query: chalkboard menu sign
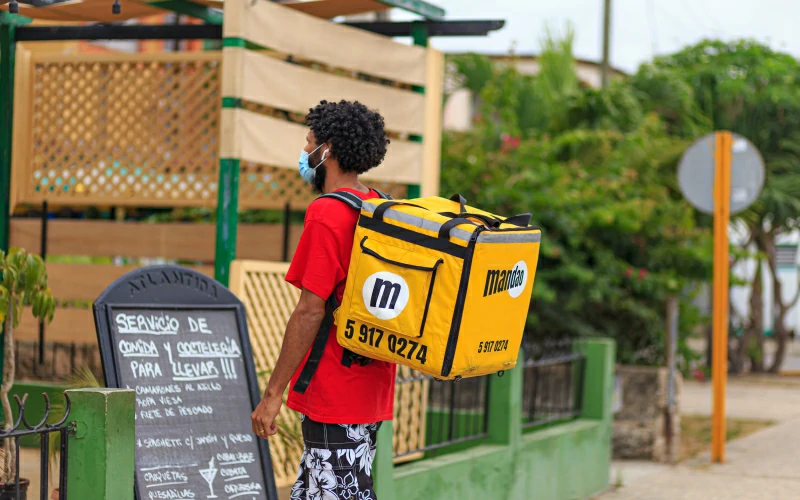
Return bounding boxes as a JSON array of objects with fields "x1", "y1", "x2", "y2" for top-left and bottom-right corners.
[{"x1": 93, "y1": 265, "x2": 278, "y2": 500}]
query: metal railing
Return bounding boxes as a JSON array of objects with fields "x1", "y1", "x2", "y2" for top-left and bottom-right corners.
[
  {"x1": 393, "y1": 373, "x2": 490, "y2": 460},
  {"x1": 16, "y1": 341, "x2": 102, "y2": 381},
  {"x1": 521, "y1": 339, "x2": 586, "y2": 428},
  {"x1": 0, "y1": 392, "x2": 73, "y2": 500}
]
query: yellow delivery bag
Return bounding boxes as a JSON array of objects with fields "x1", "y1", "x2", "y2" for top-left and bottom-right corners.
[{"x1": 335, "y1": 194, "x2": 541, "y2": 379}]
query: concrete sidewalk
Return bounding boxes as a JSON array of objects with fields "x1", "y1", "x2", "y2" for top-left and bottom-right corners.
[
  {"x1": 600, "y1": 416, "x2": 800, "y2": 499},
  {"x1": 681, "y1": 377, "x2": 800, "y2": 421},
  {"x1": 599, "y1": 378, "x2": 800, "y2": 499}
]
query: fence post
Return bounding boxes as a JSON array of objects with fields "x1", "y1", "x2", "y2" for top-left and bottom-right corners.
[
  {"x1": 487, "y1": 349, "x2": 523, "y2": 445},
  {"x1": 577, "y1": 339, "x2": 616, "y2": 420},
  {"x1": 373, "y1": 419, "x2": 397, "y2": 500},
  {"x1": 214, "y1": 157, "x2": 241, "y2": 286},
  {"x1": 66, "y1": 388, "x2": 135, "y2": 500}
]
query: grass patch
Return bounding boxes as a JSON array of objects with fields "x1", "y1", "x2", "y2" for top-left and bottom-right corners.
[{"x1": 680, "y1": 415, "x2": 775, "y2": 461}]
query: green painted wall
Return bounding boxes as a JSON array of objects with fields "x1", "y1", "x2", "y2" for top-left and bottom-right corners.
[
  {"x1": 377, "y1": 339, "x2": 615, "y2": 500},
  {"x1": 394, "y1": 419, "x2": 608, "y2": 500}
]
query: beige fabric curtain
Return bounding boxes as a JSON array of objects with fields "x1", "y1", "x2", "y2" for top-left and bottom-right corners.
[{"x1": 220, "y1": 108, "x2": 423, "y2": 185}]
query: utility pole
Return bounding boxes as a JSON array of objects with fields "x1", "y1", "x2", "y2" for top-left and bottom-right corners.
[{"x1": 601, "y1": 0, "x2": 611, "y2": 87}]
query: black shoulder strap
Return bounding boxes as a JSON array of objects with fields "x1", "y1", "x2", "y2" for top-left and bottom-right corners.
[
  {"x1": 318, "y1": 191, "x2": 364, "y2": 210},
  {"x1": 292, "y1": 295, "x2": 339, "y2": 394},
  {"x1": 318, "y1": 189, "x2": 394, "y2": 212},
  {"x1": 374, "y1": 189, "x2": 394, "y2": 200},
  {"x1": 293, "y1": 190, "x2": 391, "y2": 393}
]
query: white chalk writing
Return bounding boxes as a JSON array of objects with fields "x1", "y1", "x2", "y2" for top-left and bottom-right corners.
[
  {"x1": 142, "y1": 438, "x2": 183, "y2": 449},
  {"x1": 120, "y1": 339, "x2": 159, "y2": 357},
  {"x1": 165, "y1": 343, "x2": 220, "y2": 382},
  {"x1": 225, "y1": 482, "x2": 262, "y2": 496},
  {"x1": 138, "y1": 397, "x2": 157, "y2": 408},
  {"x1": 130, "y1": 361, "x2": 163, "y2": 379},
  {"x1": 178, "y1": 405, "x2": 213, "y2": 416},
  {"x1": 195, "y1": 434, "x2": 219, "y2": 446},
  {"x1": 195, "y1": 382, "x2": 222, "y2": 392},
  {"x1": 227, "y1": 434, "x2": 253, "y2": 445},
  {"x1": 147, "y1": 489, "x2": 195, "y2": 499},
  {"x1": 140, "y1": 409, "x2": 163, "y2": 420},
  {"x1": 134, "y1": 385, "x2": 182, "y2": 395},
  {"x1": 145, "y1": 471, "x2": 188, "y2": 483},
  {"x1": 187, "y1": 317, "x2": 213, "y2": 334},
  {"x1": 176, "y1": 337, "x2": 241, "y2": 359},
  {"x1": 221, "y1": 466, "x2": 249, "y2": 482},
  {"x1": 217, "y1": 452, "x2": 255, "y2": 466},
  {"x1": 117, "y1": 313, "x2": 179, "y2": 335},
  {"x1": 140, "y1": 464, "x2": 197, "y2": 472}
]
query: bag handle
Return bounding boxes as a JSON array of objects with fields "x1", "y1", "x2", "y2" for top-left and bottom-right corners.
[
  {"x1": 373, "y1": 200, "x2": 428, "y2": 221},
  {"x1": 439, "y1": 211, "x2": 533, "y2": 229},
  {"x1": 450, "y1": 193, "x2": 467, "y2": 213},
  {"x1": 375, "y1": 194, "x2": 532, "y2": 239},
  {"x1": 448, "y1": 194, "x2": 531, "y2": 227},
  {"x1": 438, "y1": 217, "x2": 480, "y2": 239},
  {"x1": 505, "y1": 213, "x2": 533, "y2": 227}
]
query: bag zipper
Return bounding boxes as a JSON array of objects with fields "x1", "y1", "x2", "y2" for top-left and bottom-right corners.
[
  {"x1": 441, "y1": 226, "x2": 482, "y2": 377},
  {"x1": 360, "y1": 236, "x2": 442, "y2": 271}
]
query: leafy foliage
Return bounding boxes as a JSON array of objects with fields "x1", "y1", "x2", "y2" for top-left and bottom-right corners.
[
  {"x1": 445, "y1": 38, "x2": 712, "y2": 365},
  {"x1": 0, "y1": 248, "x2": 55, "y2": 483},
  {"x1": 633, "y1": 40, "x2": 800, "y2": 372}
]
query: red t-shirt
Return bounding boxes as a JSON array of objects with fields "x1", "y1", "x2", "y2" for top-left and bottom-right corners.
[{"x1": 285, "y1": 188, "x2": 396, "y2": 424}]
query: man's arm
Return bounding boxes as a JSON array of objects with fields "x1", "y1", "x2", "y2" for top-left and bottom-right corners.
[{"x1": 251, "y1": 288, "x2": 326, "y2": 438}]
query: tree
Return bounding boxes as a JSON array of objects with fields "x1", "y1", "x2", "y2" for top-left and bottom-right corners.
[
  {"x1": 634, "y1": 40, "x2": 800, "y2": 372},
  {"x1": 0, "y1": 248, "x2": 55, "y2": 485},
  {"x1": 443, "y1": 39, "x2": 711, "y2": 365}
]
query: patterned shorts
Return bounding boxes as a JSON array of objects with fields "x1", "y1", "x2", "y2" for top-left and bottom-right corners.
[{"x1": 291, "y1": 415, "x2": 383, "y2": 500}]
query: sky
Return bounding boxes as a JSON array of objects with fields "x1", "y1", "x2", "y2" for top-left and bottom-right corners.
[{"x1": 390, "y1": 0, "x2": 800, "y2": 74}]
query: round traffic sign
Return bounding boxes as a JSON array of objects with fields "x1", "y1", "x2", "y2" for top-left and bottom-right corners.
[{"x1": 677, "y1": 133, "x2": 765, "y2": 215}]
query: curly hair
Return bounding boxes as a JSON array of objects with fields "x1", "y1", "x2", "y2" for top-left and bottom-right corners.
[{"x1": 306, "y1": 100, "x2": 389, "y2": 174}]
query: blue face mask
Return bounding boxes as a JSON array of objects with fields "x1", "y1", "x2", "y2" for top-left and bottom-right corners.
[{"x1": 298, "y1": 143, "x2": 328, "y2": 184}]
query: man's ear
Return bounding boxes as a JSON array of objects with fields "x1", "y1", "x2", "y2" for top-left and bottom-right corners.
[{"x1": 323, "y1": 142, "x2": 334, "y2": 160}]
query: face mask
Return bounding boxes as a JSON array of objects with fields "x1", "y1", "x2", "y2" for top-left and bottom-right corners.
[{"x1": 298, "y1": 143, "x2": 329, "y2": 184}]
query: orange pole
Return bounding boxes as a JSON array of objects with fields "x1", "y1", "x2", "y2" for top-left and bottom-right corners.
[{"x1": 711, "y1": 131, "x2": 731, "y2": 462}]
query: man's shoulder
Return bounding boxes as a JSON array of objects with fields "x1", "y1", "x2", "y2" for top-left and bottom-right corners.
[
  {"x1": 304, "y1": 198, "x2": 359, "y2": 236},
  {"x1": 306, "y1": 195, "x2": 359, "y2": 220},
  {"x1": 306, "y1": 190, "x2": 377, "y2": 222}
]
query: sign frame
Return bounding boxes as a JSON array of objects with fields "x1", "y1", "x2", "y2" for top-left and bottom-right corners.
[{"x1": 92, "y1": 265, "x2": 279, "y2": 500}]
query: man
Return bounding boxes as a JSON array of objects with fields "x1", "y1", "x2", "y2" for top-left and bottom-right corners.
[{"x1": 252, "y1": 100, "x2": 396, "y2": 500}]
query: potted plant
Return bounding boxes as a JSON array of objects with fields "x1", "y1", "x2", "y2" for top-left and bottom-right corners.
[{"x1": 0, "y1": 248, "x2": 55, "y2": 499}]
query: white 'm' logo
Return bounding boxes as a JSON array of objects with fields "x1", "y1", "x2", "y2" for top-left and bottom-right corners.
[{"x1": 362, "y1": 272, "x2": 409, "y2": 320}]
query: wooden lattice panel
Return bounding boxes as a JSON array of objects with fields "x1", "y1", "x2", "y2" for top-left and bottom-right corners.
[
  {"x1": 13, "y1": 51, "x2": 415, "y2": 210},
  {"x1": 229, "y1": 260, "x2": 430, "y2": 485},
  {"x1": 229, "y1": 260, "x2": 304, "y2": 487},
  {"x1": 19, "y1": 53, "x2": 223, "y2": 207},
  {"x1": 239, "y1": 160, "x2": 409, "y2": 210},
  {"x1": 392, "y1": 366, "x2": 429, "y2": 463},
  {"x1": 240, "y1": 161, "x2": 316, "y2": 210}
]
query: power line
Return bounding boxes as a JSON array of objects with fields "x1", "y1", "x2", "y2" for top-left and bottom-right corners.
[
  {"x1": 652, "y1": 1, "x2": 706, "y2": 44},
  {"x1": 676, "y1": 0, "x2": 726, "y2": 38},
  {"x1": 646, "y1": 0, "x2": 659, "y2": 56}
]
